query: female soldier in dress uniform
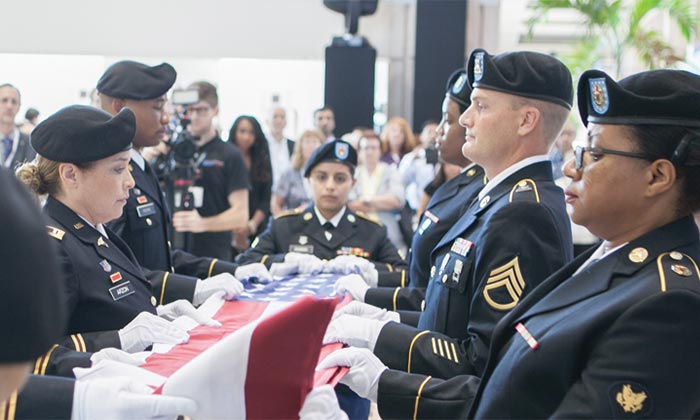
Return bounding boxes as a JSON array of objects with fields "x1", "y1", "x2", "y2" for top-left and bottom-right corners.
[
  {"x1": 0, "y1": 165, "x2": 197, "y2": 420},
  {"x1": 16, "y1": 105, "x2": 219, "y2": 355},
  {"x1": 319, "y1": 68, "x2": 700, "y2": 419}
]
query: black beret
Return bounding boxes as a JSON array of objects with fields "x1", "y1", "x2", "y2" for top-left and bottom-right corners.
[
  {"x1": 303, "y1": 139, "x2": 357, "y2": 177},
  {"x1": 578, "y1": 69, "x2": 700, "y2": 127},
  {"x1": 467, "y1": 48, "x2": 573, "y2": 109},
  {"x1": 446, "y1": 69, "x2": 472, "y2": 109},
  {"x1": 0, "y1": 168, "x2": 65, "y2": 361},
  {"x1": 97, "y1": 61, "x2": 176, "y2": 100},
  {"x1": 31, "y1": 105, "x2": 135, "y2": 163}
]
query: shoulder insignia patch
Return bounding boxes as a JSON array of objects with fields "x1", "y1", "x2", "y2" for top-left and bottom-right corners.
[
  {"x1": 354, "y1": 211, "x2": 383, "y2": 226},
  {"x1": 656, "y1": 251, "x2": 700, "y2": 292},
  {"x1": 509, "y1": 179, "x2": 540, "y2": 203},
  {"x1": 482, "y1": 256, "x2": 525, "y2": 310},
  {"x1": 274, "y1": 208, "x2": 302, "y2": 219},
  {"x1": 47, "y1": 226, "x2": 65, "y2": 241}
]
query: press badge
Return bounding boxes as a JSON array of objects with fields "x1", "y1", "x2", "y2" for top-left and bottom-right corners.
[
  {"x1": 109, "y1": 281, "x2": 135, "y2": 301},
  {"x1": 136, "y1": 203, "x2": 156, "y2": 218}
]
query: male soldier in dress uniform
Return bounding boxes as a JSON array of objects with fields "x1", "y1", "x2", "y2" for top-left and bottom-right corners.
[
  {"x1": 97, "y1": 61, "x2": 266, "y2": 307},
  {"x1": 327, "y1": 49, "x2": 573, "y2": 379},
  {"x1": 236, "y1": 139, "x2": 407, "y2": 276},
  {"x1": 319, "y1": 67, "x2": 700, "y2": 420},
  {"x1": 335, "y1": 69, "x2": 486, "y2": 325}
]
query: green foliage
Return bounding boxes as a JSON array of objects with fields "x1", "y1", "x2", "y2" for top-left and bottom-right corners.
[{"x1": 526, "y1": 0, "x2": 698, "y2": 77}]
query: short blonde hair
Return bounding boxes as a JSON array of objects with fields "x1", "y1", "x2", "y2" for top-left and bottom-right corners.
[
  {"x1": 291, "y1": 130, "x2": 325, "y2": 170},
  {"x1": 511, "y1": 97, "x2": 571, "y2": 147}
]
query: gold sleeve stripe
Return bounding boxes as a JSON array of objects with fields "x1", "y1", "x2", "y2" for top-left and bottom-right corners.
[
  {"x1": 431, "y1": 337, "x2": 437, "y2": 354},
  {"x1": 76, "y1": 334, "x2": 86, "y2": 352},
  {"x1": 37, "y1": 345, "x2": 58, "y2": 374},
  {"x1": 407, "y1": 330, "x2": 431, "y2": 373},
  {"x1": 392, "y1": 287, "x2": 401, "y2": 312},
  {"x1": 159, "y1": 272, "x2": 170, "y2": 305},
  {"x1": 413, "y1": 376, "x2": 432, "y2": 420},
  {"x1": 207, "y1": 258, "x2": 219, "y2": 278},
  {"x1": 437, "y1": 340, "x2": 445, "y2": 357},
  {"x1": 32, "y1": 354, "x2": 43, "y2": 375},
  {"x1": 70, "y1": 335, "x2": 81, "y2": 352},
  {"x1": 1, "y1": 390, "x2": 18, "y2": 420},
  {"x1": 261, "y1": 255, "x2": 269, "y2": 265},
  {"x1": 33, "y1": 344, "x2": 58, "y2": 374},
  {"x1": 386, "y1": 263, "x2": 394, "y2": 273},
  {"x1": 400, "y1": 271, "x2": 406, "y2": 287},
  {"x1": 40, "y1": 344, "x2": 60, "y2": 374},
  {"x1": 450, "y1": 342, "x2": 460, "y2": 364}
]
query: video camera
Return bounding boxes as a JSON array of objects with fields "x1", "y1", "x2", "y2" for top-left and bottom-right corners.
[{"x1": 155, "y1": 88, "x2": 204, "y2": 251}]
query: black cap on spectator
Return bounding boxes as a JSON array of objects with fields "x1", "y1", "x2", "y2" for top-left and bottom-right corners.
[
  {"x1": 578, "y1": 69, "x2": 700, "y2": 127},
  {"x1": 0, "y1": 167, "x2": 65, "y2": 361},
  {"x1": 303, "y1": 140, "x2": 357, "y2": 177},
  {"x1": 446, "y1": 69, "x2": 472, "y2": 109},
  {"x1": 31, "y1": 105, "x2": 135, "y2": 163},
  {"x1": 467, "y1": 48, "x2": 573, "y2": 109},
  {"x1": 97, "y1": 61, "x2": 176, "y2": 100}
]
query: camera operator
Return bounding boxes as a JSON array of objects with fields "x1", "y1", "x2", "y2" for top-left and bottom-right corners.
[
  {"x1": 172, "y1": 81, "x2": 250, "y2": 261},
  {"x1": 98, "y1": 61, "x2": 259, "y2": 307}
]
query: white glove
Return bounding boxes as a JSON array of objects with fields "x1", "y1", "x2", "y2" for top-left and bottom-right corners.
[
  {"x1": 333, "y1": 301, "x2": 400, "y2": 323},
  {"x1": 285, "y1": 252, "x2": 326, "y2": 274},
  {"x1": 323, "y1": 314, "x2": 388, "y2": 351},
  {"x1": 326, "y1": 256, "x2": 379, "y2": 287},
  {"x1": 118, "y1": 312, "x2": 190, "y2": 353},
  {"x1": 316, "y1": 348, "x2": 388, "y2": 403},
  {"x1": 90, "y1": 348, "x2": 150, "y2": 367},
  {"x1": 157, "y1": 299, "x2": 221, "y2": 327},
  {"x1": 334, "y1": 274, "x2": 370, "y2": 302},
  {"x1": 71, "y1": 377, "x2": 197, "y2": 420},
  {"x1": 269, "y1": 262, "x2": 301, "y2": 277},
  {"x1": 193, "y1": 273, "x2": 244, "y2": 305},
  {"x1": 235, "y1": 262, "x2": 273, "y2": 283},
  {"x1": 299, "y1": 385, "x2": 349, "y2": 420}
]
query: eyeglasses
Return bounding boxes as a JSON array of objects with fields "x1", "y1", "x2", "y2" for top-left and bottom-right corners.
[{"x1": 573, "y1": 145, "x2": 653, "y2": 170}]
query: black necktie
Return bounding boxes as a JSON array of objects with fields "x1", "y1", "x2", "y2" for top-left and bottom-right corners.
[{"x1": 323, "y1": 222, "x2": 335, "y2": 231}]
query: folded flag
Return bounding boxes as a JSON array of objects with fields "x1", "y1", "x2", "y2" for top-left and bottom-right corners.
[{"x1": 148, "y1": 296, "x2": 338, "y2": 419}]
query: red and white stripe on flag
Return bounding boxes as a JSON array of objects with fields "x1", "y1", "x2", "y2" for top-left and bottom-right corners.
[{"x1": 143, "y1": 296, "x2": 340, "y2": 419}]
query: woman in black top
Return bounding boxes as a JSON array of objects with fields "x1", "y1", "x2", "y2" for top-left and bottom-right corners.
[{"x1": 228, "y1": 116, "x2": 273, "y2": 254}]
